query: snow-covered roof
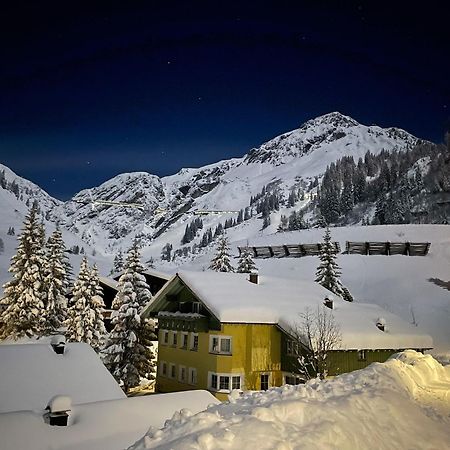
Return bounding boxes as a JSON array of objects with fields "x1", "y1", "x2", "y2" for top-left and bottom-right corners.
[
  {"x1": 148, "y1": 271, "x2": 433, "y2": 351},
  {"x1": 98, "y1": 276, "x2": 119, "y2": 290},
  {"x1": 0, "y1": 342, "x2": 125, "y2": 413},
  {"x1": 0, "y1": 390, "x2": 219, "y2": 450}
]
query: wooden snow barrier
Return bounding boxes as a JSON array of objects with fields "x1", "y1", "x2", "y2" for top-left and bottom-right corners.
[
  {"x1": 345, "y1": 241, "x2": 430, "y2": 256},
  {"x1": 237, "y1": 242, "x2": 341, "y2": 259}
]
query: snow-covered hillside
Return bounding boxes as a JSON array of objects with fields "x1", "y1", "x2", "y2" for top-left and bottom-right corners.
[{"x1": 129, "y1": 350, "x2": 450, "y2": 450}]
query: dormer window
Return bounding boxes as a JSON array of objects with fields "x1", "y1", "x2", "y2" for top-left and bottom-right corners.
[
  {"x1": 324, "y1": 296, "x2": 334, "y2": 309},
  {"x1": 192, "y1": 302, "x2": 201, "y2": 314},
  {"x1": 376, "y1": 317, "x2": 386, "y2": 332}
]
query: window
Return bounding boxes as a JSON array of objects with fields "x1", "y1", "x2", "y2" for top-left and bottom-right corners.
[
  {"x1": 260, "y1": 374, "x2": 269, "y2": 391},
  {"x1": 232, "y1": 376, "x2": 241, "y2": 390},
  {"x1": 287, "y1": 340, "x2": 300, "y2": 356},
  {"x1": 219, "y1": 376, "x2": 229, "y2": 390},
  {"x1": 179, "y1": 365, "x2": 186, "y2": 383},
  {"x1": 160, "y1": 361, "x2": 167, "y2": 377},
  {"x1": 358, "y1": 350, "x2": 367, "y2": 361},
  {"x1": 188, "y1": 368, "x2": 197, "y2": 385},
  {"x1": 162, "y1": 330, "x2": 169, "y2": 345},
  {"x1": 211, "y1": 373, "x2": 218, "y2": 390},
  {"x1": 284, "y1": 374, "x2": 303, "y2": 385},
  {"x1": 181, "y1": 332, "x2": 189, "y2": 349},
  {"x1": 209, "y1": 372, "x2": 242, "y2": 393},
  {"x1": 192, "y1": 302, "x2": 201, "y2": 314},
  {"x1": 190, "y1": 333, "x2": 199, "y2": 351},
  {"x1": 209, "y1": 335, "x2": 232, "y2": 355},
  {"x1": 171, "y1": 331, "x2": 178, "y2": 347},
  {"x1": 170, "y1": 363, "x2": 176, "y2": 379}
]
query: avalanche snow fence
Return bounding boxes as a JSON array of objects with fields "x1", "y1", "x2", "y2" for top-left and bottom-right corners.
[
  {"x1": 238, "y1": 242, "x2": 341, "y2": 258},
  {"x1": 345, "y1": 241, "x2": 431, "y2": 256}
]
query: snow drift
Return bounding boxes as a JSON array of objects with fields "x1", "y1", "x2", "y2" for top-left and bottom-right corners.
[{"x1": 129, "y1": 351, "x2": 450, "y2": 450}]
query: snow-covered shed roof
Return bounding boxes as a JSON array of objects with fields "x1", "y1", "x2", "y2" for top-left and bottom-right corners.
[
  {"x1": 0, "y1": 342, "x2": 125, "y2": 414},
  {"x1": 144, "y1": 271, "x2": 433, "y2": 351},
  {"x1": 99, "y1": 276, "x2": 119, "y2": 290},
  {"x1": 0, "y1": 390, "x2": 219, "y2": 450}
]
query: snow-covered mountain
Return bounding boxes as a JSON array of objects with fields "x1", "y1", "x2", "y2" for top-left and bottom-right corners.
[{"x1": 46, "y1": 112, "x2": 422, "y2": 254}]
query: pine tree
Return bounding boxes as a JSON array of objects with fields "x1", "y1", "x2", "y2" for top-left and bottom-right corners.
[
  {"x1": 315, "y1": 227, "x2": 353, "y2": 301},
  {"x1": 110, "y1": 249, "x2": 124, "y2": 275},
  {"x1": 103, "y1": 241, "x2": 156, "y2": 393},
  {"x1": 66, "y1": 257, "x2": 106, "y2": 350},
  {"x1": 41, "y1": 228, "x2": 69, "y2": 335},
  {"x1": 85, "y1": 264, "x2": 106, "y2": 352},
  {"x1": 0, "y1": 205, "x2": 47, "y2": 340},
  {"x1": 209, "y1": 235, "x2": 235, "y2": 272},
  {"x1": 236, "y1": 248, "x2": 257, "y2": 273},
  {"x1": 0, "y1": 238, "x2": 4, "y2": 254}
]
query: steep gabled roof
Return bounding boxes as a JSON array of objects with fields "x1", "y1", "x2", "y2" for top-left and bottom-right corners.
[{"x1": 143, "y1": 271, "x2": 433, "y2": 351}]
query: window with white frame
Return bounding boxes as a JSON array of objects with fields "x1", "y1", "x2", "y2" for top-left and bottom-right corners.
[
  {"x1": 169, "y1": 363, "x2": 176, "y2": 379},
  {"x1": 192, "y1": 302, "x2": 201, "y2": 314},
  {"x1": 160, "y1": 361, "x2": 167, "y2": 377},
  {"x1": 162, "y1": 330, "x2": 169, "y2": 345},
  {"x1": 171, "y1": 331, "x2": 178, "y2": 347},
  {"x1": 260, "y1": 373, "x2": 270, "y2": 391},
  {"x1": 188, "y1": 367, "x2": 197, "y2": 385},
  {"x1": 181, "y1": 332, "x2": 189, "y2": 349},
  {"x1": 286, "y1": 340, "x2": 300, "y2": 356},
  {"x1": 208, "y1": 372, "x2": 242, "y2": 392},
  {"x1": 190, "y1": 333, "x2": 199, "y2": 351},
  {"x1": 179, "y1": 365, "x2": 186, "y2": 383},
  {"x1": 209, "y1": 335, "x2": 232, "y2": 355},
  {"x1": 358, "y1": 350, "x2": 367, "y2": 361}
]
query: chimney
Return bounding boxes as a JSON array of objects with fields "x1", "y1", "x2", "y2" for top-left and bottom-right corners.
[
  {"x1": 376, "y1": 317, "x2": 386, "y2": 332},
  {"x1": 249, "y1": 272, "x2": 259, "y2": 284},
  {"x1": 50, "y1": 335, "x2": 66, "y2": 355},
  {"x1": 46, "y1": 396, "x2": 71, "y2": 426},
  {"x1": 324, "y1": 295, "x2": 334, "y2": 309}
]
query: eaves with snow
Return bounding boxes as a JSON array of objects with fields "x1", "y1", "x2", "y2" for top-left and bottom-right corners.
[{"x1": 144, "y1": 271, "x2": 433, "y2": 351}]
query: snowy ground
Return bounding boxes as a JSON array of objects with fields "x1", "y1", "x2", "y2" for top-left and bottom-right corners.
[{"x1": 129, "y1": 351, "x2": 450, "y2": 450}]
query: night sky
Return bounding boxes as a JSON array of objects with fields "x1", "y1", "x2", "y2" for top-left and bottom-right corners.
[{"x1": 0, "y1": 1, "x2": 449, "y2": 199}]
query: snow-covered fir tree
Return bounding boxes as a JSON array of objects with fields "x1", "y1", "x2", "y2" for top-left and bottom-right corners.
[
  {"x1": 209, "y1": 235, "x2": 235, "y2": 272},
  {"x1": 236, "y1": 247, "x2": 257, "y2": 273},
  {"x1": 0, "y1": 205, "x2": 47, "y2": 340},
  {"x1": 110, "y1": 249, "x2": 124, "y2": 275},
  {"x1": 85, "y1": 264, "x2": 106, "y2": 352},
  {"x1": 103, "y1": 241, "x2": 156, "y2": 393},
  {"x1": 41, "y1": 228, "x2": 70, "y2": 335},
  {"x1": 315, "y1": 227, "x2": 353, "y2": 301},
  {"x1": 65, "y1": 257, "x2": 106, "y2": 350}
]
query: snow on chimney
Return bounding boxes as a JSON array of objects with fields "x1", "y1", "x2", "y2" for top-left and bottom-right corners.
[
  {"x1": 50, "y1": 335, "x2": 66, "y2": 355},
  {"x1": 376, "y1": 317, "x2": 386, "y2": 332},
  {"x1": 46, "y1": 396, "x2": 72, "y2": 426},
  {"x1": 324, "y1": 295, "x2": 334, "y2": 309},
  {"x1": 249, "y1": 272, "x2": 259, "y2": 284}
]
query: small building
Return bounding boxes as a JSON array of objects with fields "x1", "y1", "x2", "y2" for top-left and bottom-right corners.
[
  {"x1": 142, "y1": 271, "x2": 433, "y2": 401},
  {"x1": 0, "y1": 341, "x2": 125, "y2": 414}
]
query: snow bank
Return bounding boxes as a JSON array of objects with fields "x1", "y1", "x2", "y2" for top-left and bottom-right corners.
[
  {"x1": 0, "y1": 390, "x2": 219, "y2": 450},
  {"x1": 130, "y1": 351, "x2": 450, "y2": 450}
]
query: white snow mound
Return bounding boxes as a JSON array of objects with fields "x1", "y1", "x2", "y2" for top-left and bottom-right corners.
[{"x1": 129, "y1": 351, "x2": 450, "y2": 450}]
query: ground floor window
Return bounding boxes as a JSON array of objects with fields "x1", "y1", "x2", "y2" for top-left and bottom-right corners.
[
  {"x1": 188, "y1": 367, "x2": 197, "y2": 385},
  {"x1": 260, "y1": 373, "x2": 269, "y2": 391},
  {"x1": 358, "y1": 350, "x2": 367, "y2": 361},
  {"x1": 208, "y1": 372, "x2": 242, "y2": 393},
  {"x1": 283, "y1": 373, "x2": 304, "y2": 385}
]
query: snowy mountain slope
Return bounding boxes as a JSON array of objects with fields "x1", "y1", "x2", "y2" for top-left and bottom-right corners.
[
  {"x1": 49, "y1": 112, "x2": 423, "y2": 253},
  {"x1": 130, "y1": 351, "x2": 450, "y2": 450}
]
